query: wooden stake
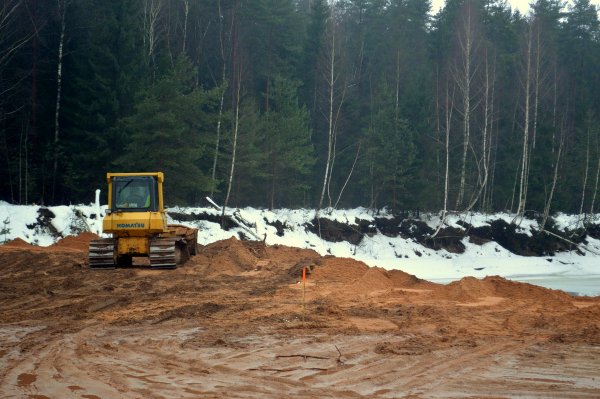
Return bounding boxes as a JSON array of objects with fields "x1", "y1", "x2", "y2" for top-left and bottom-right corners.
[{"x1": 302, "y1": 266, "x2": 307, "y2": 321}]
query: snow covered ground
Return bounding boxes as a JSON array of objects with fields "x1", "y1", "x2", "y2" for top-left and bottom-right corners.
[{"x1": 1, "y1": 200, "x2": 599, "y2": 296}]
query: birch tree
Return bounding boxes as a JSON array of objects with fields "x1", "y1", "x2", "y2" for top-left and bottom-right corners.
[
  {"x1": 181, "y1": 0, "x2": 189, "y2": 54},
  {"x1": 465, "y1": 47, "x2": 495, "y2": 212},
  {"x1": 590, "y1": 127, "x2": 600, "y2": 215},
  {"x1": 433, "y1": 76, "x2": 454, "y2": 238},
  {"x1": 222, "y1": 66, "x2": 241, "y2": 224},
  {"x1": 210, "y1": 0, "x2": 231, "y2": 196},
  {"x1": 452, "y1": 0, "x2": 481, "y2": 209},
  {"x1": 515, "y1": 20, "x2": 534, "y2": 220},
  {"x1": 541, "y1": 119, "x2": 565, "y2": 230},
  {"x1": 143, "y1": 0, "x2": 163, "y2": 80},
  {"x1": 51, "y1": 0, "x2": 67, "y2": 203},
  {"x1": 318, "y1": 3, "x2": 345, "y2": 211}
]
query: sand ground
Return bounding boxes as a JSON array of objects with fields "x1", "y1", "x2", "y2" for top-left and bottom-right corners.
[{"x1": 1, "y1": 234, "x2": 599, "y2": 398}]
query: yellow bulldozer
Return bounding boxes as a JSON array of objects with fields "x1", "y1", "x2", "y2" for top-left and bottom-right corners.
[{"x1": 88, "y1": 172, "x2": 197, "y2": 269}]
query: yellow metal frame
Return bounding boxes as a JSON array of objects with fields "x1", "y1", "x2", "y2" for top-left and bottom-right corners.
[
  {"x1": 103, "y1": 172, "x2": 169, "y2": 256},
  {"x1": 106, "y1": 172, "x2": 165, "y2": 212},
  {"x1": 118, "y1": 236, "x2": 149, "y2": 255}
]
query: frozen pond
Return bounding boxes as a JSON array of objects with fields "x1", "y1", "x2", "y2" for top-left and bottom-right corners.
[
  {"x1": 507, "y1": 274, "x2": 600, "y2": 297},
  {"x1": 431, "y1": 275, "x2": 600, "y2": 297}
]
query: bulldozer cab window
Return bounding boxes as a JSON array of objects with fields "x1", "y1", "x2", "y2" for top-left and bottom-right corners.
[{"x1": 113, "y1": 177, "x2": 157, "y2": 211}]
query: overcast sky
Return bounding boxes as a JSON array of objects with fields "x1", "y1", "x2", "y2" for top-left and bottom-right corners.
[{"x1": 431, "y1": 0, "x2": 600, "y2": 15}]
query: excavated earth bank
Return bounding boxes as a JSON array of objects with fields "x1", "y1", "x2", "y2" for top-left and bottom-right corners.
[{"x1": 1, "y1": 234, "x2": 599, "y2": 398}]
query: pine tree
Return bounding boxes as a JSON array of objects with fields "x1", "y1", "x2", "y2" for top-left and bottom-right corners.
[
  {"x1": 60, "y1": 0, "x2": 145, "y2": 202},
  {"x1": 115, "y1": 56, "x2": 219, "y2": 205},
  {"x1": 261, "y1": 76, "x2": 315, "y2": 208},
  {"x1": 361, "y1": 82, "x2": 416, "y2": 211}
]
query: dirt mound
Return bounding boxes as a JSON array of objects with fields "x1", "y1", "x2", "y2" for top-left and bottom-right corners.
[
  {"x1": 346, "y1": 267, "x2": 394, "y2": 294},
  {"x1": 312, "y1": 256, "x2": 369, "y2": 283},
  {"x1": 387, "y1": 269, "x2": 424, "y2": 288},
  {"x1": 481, "y1": 275, "x2": 573, "y2": 303},
  {"x1": 268, "y1": 245, "x2": 320, "y2": 270},
  {"x1": 435, "y1": 275, "x2": 575, "y2": 303},
  {"x1": 2, "y1": 237, "x2": 33, "y2": 248},
  {"x1": 200, "y1": 237, "x2": 258, "y2": 275},
  {"x1": 437, "y1": 276, "x2": 497, "y2": 302},
  {"x1": 556, "y1": 304, "x2": 600, "y2": 326},
  {"x1": 50, "y1": 232, "x2": 100, "y2": 252},
  {"x1": 550, "y1": 305, "x2": 600, "y2": 344}
]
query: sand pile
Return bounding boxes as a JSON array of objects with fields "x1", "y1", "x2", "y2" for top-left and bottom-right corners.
[
  {"x1": 437, "y1": 276, "x2": 498, "y2": 302},
  {"x1": 2, "y1": 237, "x2": 33, "y2": 248},
  {"x1": 549, "y1": 305, "x2": 600, "y2": 344},
  {"x1": 387, "y1": 269, "x2": 426, "y2": 288},
  {"x1": 312, "y1": 256, "x2": 369, "y2": 283},
  {"x1": 481, "y1": 275, "x2": 573, "y2": 303},
  {"x1": 434, "y1": 275, "x2": 575, "y2": 304},
  {"x1": 346, "y1": 267, "x2": 394, "y2": 294},
  {"x1": 50, "y1": 232, "x2": 100, "y2": 252},
  {"x1": 200, "y1": 237, "x2": 258, "y2": 275}
]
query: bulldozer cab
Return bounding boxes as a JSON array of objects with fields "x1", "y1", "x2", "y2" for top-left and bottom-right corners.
[{"x1": 112, "y1": 175, "x2": 158, "y2": 211}]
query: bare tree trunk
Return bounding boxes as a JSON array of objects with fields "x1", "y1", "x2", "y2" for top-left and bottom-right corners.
[
  {"x1": 466, "y1": 49, "x2": 494, "y2": 212},
  {"x1": 551, "y1": 64, "x2": 557, "y2": 154},
  {"x1": 1, "y1": 111, "x2": 15, "y2": 201},
  {"x1": 518, "y1": 20, "x2": 545, "y2": 221},
  {"x1": 485, "y1": 120, "x2": 499, "y2": 211},
  {"x1": 531, "y1": 25, "x2": 541, "y2": 151},
  {"x1": 515, "y1": 23, "x2": 533, "y2": 221},
  {"x1": 19, "y1": 124, "x2": 23, "y2": 204},
  {"x1": 210, "y1": 0, "x2": 229, "y2": 197},
  {"x1": 590, "y1": 152, "x2": 600, "y2": 215},
  {"x1": 435, "y1": 67, "x2": 441, "y2": 205},
  {"x1": 433, "y1": 79, "x2": 454, "y2": 238},
  {"x1": 19, "y1": 122, "x2": 29, "y2": 204},
  {"x1": 181, "y1": 0, "x2": 189, "y2": 55},
  {"x1": 455, "y1": 1, "x2": 477, "y2": 209},
  {"x1": 522, "y1": 22, "x2": 542, "y2": 213},
  {"x1": 222, "y1": 67, "x2": 241, "y2": 225},
  {"x1": 579, "y1": 125, "x2": 591, "y2": 217},
  {"x1": 318, "y1": 5, "x2": 336, "y2": 211},
  {"x1": 143, "y1": 0, "x2": 162, "y2": 81},
  {"x1": 270, "y1": 162, "x2": 276, "y2": 210},
  {"x1": 541, "y1": 123, "x2": 564, "y2": 230},
  {"x1": 334, "y1": 141, "x2": 361, "y2": 209},
  {"x1": 52, "y1": 0, "x2": 66, "y2": 204}
]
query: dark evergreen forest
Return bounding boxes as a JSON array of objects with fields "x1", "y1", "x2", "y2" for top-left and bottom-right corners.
[{"x1": 1, "y1": 0, "x2": 599, "y2": 216}]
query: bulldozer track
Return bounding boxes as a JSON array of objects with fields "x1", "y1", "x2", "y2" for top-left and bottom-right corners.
[
  {"x1": 88, "y1": 239, "x2": 116, "y2": 269},
  {"x1": 149, "y1": 238, "x2": 177, "y2": 269}
]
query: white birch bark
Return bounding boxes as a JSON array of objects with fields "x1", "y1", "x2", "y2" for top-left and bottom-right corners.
[
  {"x1": 466, "y1": 49, "x2": 494, "y2": 212},
  {"x1": 181, "y1": 0, "x2": 189, "y2": 54},
  {"x1": 579, "y1": 126, "x2": 591, "y2": 220},
  {"x1": 143, "y1": 0, "x2": 163, "y2": 79},
  {"x1": 541, "y1": 125, "x2": 564, "y2": 230},
  {"x1": 454, "y1": 1, "x2": 477, "y2": 209},
  {"x1": 590, "y1": 153, "x2": 600, "y2": 215},
  {"x1": 433, "y1": 79, "x2": 454, "y2": 238},
  {"x1": 222, "y1": 68, "x2": 241, "y2": 223},
  {"x1": 515, "y1": 22, "x2": 533, "y2": 221},
  {"x1": 52, "y1": 0, "x2": 66, "y2": 203},
  {"x1": 318, "y1": 4, "x2": 336, "y2": 211},
  {"x1": 210, "y1": 0, "x2": 229, "y2": 196}
]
